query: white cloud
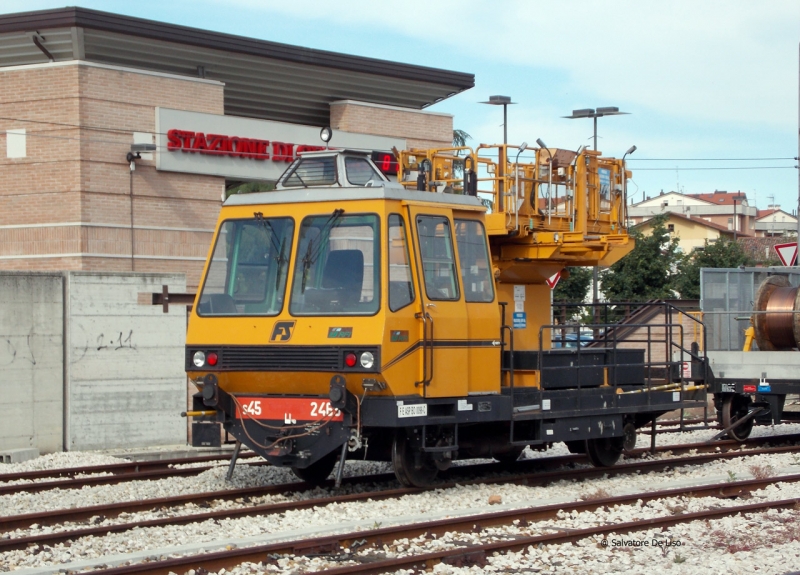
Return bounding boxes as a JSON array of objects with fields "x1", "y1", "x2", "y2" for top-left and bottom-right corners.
[{"x1": 222, "y1": 0, "x2": 800, "y2": 128}]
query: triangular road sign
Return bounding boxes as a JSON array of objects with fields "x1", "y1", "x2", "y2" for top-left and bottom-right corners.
[
  {"x1": 546, "y1": 271, "x2": 561, "y2": 289},
  {"x1": 774, "y1": 242, "x2": 797, "y2": 266}
]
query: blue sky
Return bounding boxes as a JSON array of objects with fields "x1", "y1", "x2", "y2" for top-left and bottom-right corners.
[{"x1": 4, "y1": 0, "x2": 799, "y2": 211}]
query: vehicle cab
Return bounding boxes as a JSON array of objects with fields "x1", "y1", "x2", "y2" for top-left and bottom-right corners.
[
  {"x1": 186, "y1": 150, "x2": 499, "y2": 483},
  {"x1": 276, "y1": 150, "x2": 389, "y2": 189}
]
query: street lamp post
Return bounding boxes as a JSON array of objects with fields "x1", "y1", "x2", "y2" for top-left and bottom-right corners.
[
  {"x1": 621, "y1": 145, "x2": 637, "y2": 229},
  {"x1": 481, "y1": 95, "x2": 516, "y2": 145},
  {"x1": 562, "y1": 107, "x2": 631, "y2": 324},
  {"x1": 481, "y1": 95, "x2": 516, "y2": 212},
  {"x1": 562, "y1": 107, "x2": 630, "y2": 151},
  {"x1": 514, "y1": 142, "x2": 528, "y2": 229},
  {"x1": 536, "y1": 138, "x2": 554, "y2": 225}
]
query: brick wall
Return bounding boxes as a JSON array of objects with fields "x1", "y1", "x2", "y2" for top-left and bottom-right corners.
[
  {"x1": 0, "y1": 62, "x2": 224, "y2": 289},
  {"x1": 330, "y1": 100, "x2": 452, "y2": 149},
  {"x1": 1, "y1": 66, "x2": 460, "y2": 291}
]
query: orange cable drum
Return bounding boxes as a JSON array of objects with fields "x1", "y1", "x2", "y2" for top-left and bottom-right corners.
[{"x1": 763, "y1": 285, "x2": 799, "y2": 349}]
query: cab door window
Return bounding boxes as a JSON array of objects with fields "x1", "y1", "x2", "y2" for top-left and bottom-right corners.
[
  {"x1": 455, "y1": 219, "x2": 494, "y2": 303},
  {"x1": 388, "y1": 214, "x2": 414, "y2": 311},
  {"x1": 416, "y1": 215, "x2": 459, "y2": 301}
]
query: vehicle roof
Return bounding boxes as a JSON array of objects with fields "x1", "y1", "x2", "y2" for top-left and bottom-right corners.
[
  {"x1": 224, "y1": 185, "x2": 486, "y2": 210},
  {"x1": 297, "y1": 149, "x2": 371, "y2": 157}
]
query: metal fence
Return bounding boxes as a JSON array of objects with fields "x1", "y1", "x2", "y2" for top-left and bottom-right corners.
[{"x1": 700, "y1": 267, "x2": 800, "y2": 351}]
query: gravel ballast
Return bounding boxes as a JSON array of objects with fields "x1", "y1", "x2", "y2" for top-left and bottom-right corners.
[{"x1": 2, "y1": 424, "x2": 800, "y2": 573}]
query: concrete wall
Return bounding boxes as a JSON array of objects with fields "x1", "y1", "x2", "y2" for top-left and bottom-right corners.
[
  {"x1": 66, "y1": 272, "x2": 187, "y2": 450},
  {"x1": 0, "y1": 272, "x2": 63, "y2": 453},
  {"x1": 0, "y1": 271, "x2": 188, "y2": 453}
]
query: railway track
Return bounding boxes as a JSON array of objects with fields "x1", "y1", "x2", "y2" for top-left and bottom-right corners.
[
  {"x1": 2, "y1": 427, "x2": 798, "y2": 499},
  {"x1": 0, "y1": 451, "x2": 256, "y2": 483},
  {"x1": 2, "y1": 431, "x2": 797, "y2": 529},
  {"x1": 0, "y1": 452, "x2": 264, "y2": 496},
  {"x1": 59, "y1": 469, "x2": 800, "y2": 574},
  {"x1": 3, "y1": 438, "x2": 800, "y2": 555}
]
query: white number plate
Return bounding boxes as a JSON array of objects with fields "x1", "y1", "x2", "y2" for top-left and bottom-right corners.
[{"x1": 397, "y1": 403, "x2": 427, "y2": 418}]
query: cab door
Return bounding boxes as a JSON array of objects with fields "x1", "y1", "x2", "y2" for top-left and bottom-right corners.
[
  {"x1": 453, "y1": 215, "x2": 501, "y2": 394},
  {"x1": 407, "y1": 206, "x2": 468, "y2": 398}
]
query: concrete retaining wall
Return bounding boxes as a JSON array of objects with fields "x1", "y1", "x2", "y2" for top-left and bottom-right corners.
[
  {"x1": 66, "y1": 273, "x2": 187, "y2": 451},
  {"x1": 0, "y1": 271, "x2": 188, "y2": 454},
  {"x1": 0, "y1": 273, "x2": 63, "y2": 453}
]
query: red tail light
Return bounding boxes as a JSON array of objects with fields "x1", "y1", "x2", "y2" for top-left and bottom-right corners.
[
  {"x1": 344, "y1": 352, "x2": 357, "y2": 367},
  {"x1": 207, "y1": 352, "x2": 218, "y2": 366}
]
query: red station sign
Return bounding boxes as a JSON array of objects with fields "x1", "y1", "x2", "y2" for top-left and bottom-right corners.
[
  {"x1": 166, "y1": 129, "x2": 398, "y2": 177},
  {"x1": 166, "y1": 129, "x2": 325, "y2": 162}
]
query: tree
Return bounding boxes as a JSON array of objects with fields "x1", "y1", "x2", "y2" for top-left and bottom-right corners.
[
  {"x1": 553, "y1": 266, "x2": 592, "y2": 323},
  {"x1": 601, "y1": 214, "x2": 682, "y2": 302},
  {"x1": 226, "y1": 180, "x2": 275, "y2": 199},
  {"x1": 673, "y1": 237, "x2": 751, "y2": 300},
  {"x1": 451, "y1": 129, "x2": 472, "y2": 180},
  {"x1": 452, "y1": 129, "x2": 471, "y2": 148},
  {"x1": 554, "y1": 267, "x2": 592, "y2": 303}
]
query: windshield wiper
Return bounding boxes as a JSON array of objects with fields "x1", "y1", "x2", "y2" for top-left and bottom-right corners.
[
  {"x1": 253, "y1": 212, "x2": 284, "y2": 255},
  {"x1": 301, "y1": 208, "x2": 344, "y2": 293},
  {"x1": 293, "y1": 172, "x2": 308, "y2": 188},
  {"x1": 275, "y1": 238, "x2": 286, "y2": 291},
  {"x1": 253, "y1": 212, "x2": 290, "y2": 291}
]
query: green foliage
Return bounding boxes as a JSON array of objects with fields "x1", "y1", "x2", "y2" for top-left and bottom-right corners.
[
  {"x1": 672, "y1": 237, "x2": 751, "y2": 299},
  {"x1": 553, "y1": 267, "x2": 592, "y2": 323},
  {"x1": 452, "y1": 129, "x2": 472, "y2": 148},
  {"x1": 226, "y1": 180, "x2": 275, "y2": 199},
  {"x1": 601, "y1": 214, "x2": 682, "y2": 302},
  {"x1": 452, "y1": 129, "x2": 472, "y2": 178},
  {"x1": 554, "y1": 267, "x2": 592, "y2": 303}
]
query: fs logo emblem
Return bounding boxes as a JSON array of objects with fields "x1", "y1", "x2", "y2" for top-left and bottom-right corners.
[{"x1": 270, "y1": 320, "x2": 296, "y2": 342}]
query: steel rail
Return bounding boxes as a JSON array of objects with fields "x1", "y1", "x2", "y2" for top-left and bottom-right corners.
[
  {"x1": 1, "y1": 433, "x2": 798, "y2": 532},
  {"x1": 75, "y1": 478, "x2": 800, "y2": 574},
  {"x1": 0, "y1": 451, "x2": 258, "y2": 483},
  {"x1": 0, "y1": 456, "x2": 265, "y2": 496},
  {"x1": 4, "y1": 424, "x2": 798, "y2": 499},
  {"x1": 3, "y1": 441, "x2": 800, "y2": 550}
]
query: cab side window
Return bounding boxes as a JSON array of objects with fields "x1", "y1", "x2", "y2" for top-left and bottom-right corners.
[
  {"x1": 345, "y1": 157, "x2": 382, "y2": 186},
  {"x1": 388, "y1": 214, "x2": 414, "y2": 311},
  {"x1": 416, "y1": 215, "x2": 459, "y2": 301},
  {"x1": 455, "y1": 219, "x2": 494, "y2": 303},
  {"x1": 284, "y1": 157, "x2": 336, "y2": 186}
]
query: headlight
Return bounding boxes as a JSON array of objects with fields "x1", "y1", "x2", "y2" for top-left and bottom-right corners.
[
  {"x1": 360, "y1": 351, "x2": 374, "y2": 369},
  {"x1": 193, "y1": 351, "x2": 206, "y2": 367}
]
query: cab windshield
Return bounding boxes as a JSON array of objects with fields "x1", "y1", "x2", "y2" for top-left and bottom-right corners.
[
  {"x1": 290, "y1": 212, "x2": 379, "y2": 315},
  {"x1": 197, "y1": 217, "x2": 294, "y2": 316}
]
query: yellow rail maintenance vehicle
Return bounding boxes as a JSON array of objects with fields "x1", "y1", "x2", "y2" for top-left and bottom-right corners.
[{"x1": 185, "y1": 141, "x2": 708, "y2": 487}]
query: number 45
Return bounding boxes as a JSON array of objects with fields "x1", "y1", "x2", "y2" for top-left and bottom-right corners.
[{"x1": 244, "y1": 400, "x2": 261, "y2": 416}]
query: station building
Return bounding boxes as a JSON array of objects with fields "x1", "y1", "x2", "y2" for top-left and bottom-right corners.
[
  {"x1": 0, "y1": 7, "x2": 473, "y2": 290},
  {"x1": 0, "y1": 7, "x2": 473, "y2": 455}
]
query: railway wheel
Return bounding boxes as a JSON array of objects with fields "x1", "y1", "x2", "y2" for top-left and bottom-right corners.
[
  {"x1": 585, "y1": 436, "x2": 624, "y2": 467},
  {"x1": 622, "y1": 422, "x2": 637, "y2": 452},
  {"x1": 392, "y1": 429, "x2": 438, "y2": 487},
  {"x1": 721, "y1": 394, "x2": 754, "y2": 442},
  {"x1": 291, "y1": 450, "x2": 338, "y2": 485}
]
